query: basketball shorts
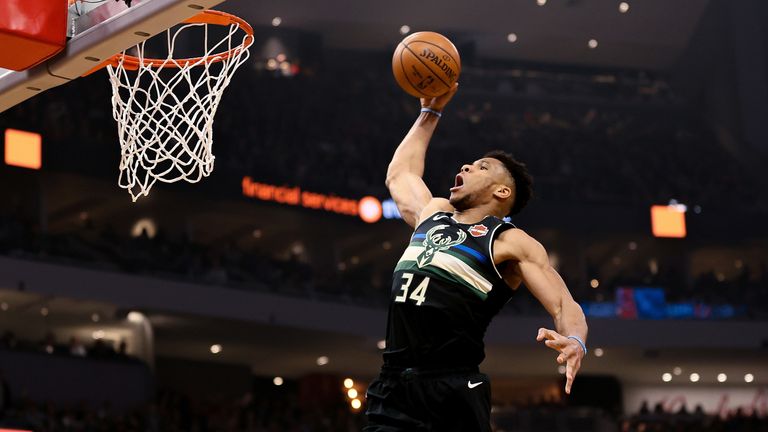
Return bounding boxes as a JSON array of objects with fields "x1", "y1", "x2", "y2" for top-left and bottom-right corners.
[{"x1": 363, "y1": 366, "x2": 492, "y2": 432}]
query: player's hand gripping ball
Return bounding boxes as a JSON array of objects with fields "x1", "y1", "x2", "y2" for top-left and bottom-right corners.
[{"x1": 392, "y1": 31, "x2": 461, "y2": 98}]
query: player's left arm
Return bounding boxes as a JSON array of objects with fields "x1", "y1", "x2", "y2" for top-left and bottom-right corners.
[{"x1": 495, "y1": 228, "x2": 588, "y2": 394}]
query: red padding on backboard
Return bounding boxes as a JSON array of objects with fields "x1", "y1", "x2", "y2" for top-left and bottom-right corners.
[{"x1": 0, "y1": 0, "x2": 69, "y2": 71}]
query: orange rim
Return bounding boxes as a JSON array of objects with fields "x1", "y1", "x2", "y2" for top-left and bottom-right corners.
[{"x1": 103, "y1": 10, "x2": 253, "y2": 71}]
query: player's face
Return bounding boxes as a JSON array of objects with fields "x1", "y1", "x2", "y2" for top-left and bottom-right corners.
[{"x1": 449, "y1": 158, "x2": 509, "y2": 210}]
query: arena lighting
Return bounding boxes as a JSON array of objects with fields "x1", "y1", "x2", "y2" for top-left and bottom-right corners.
[
  {"x1": 400, "y1": 25, "x2": 410, "y2": 35},
  {"x1": 588, "y1": 39, "x2": 599, "y2": 49},
  {"x1": 359, "y1": 196, "x2": 383, "y2": 223},
  {"x1": 689, "y1": 373, "x2": 700, "y2": 382},
  {"x1": 91, "y1": 313, "x2": 100, "y2": 322},
  {"x1": 557, "y1": 365, "x2": 566, "y2": 374},
  {"x1": 745, "y1": 373, "x2": 755, "y2": 383},
  {"x1": 316, "y1": 356, "x2": 329, "y2": 366},
  {"x1": 590, "y1": 279, "x2": 599, "y2": 288},
  {"x1": 673, "y1": 367, "x2": 683, "y2": 376},
  {"x1": 210, "y1": 344, "x2": 222, "y2": 354},
  {"x1": 717, "y1": 373, "x2": 727, "y2": 383},
  {"x1": 351, "y1": 399, "x2": 362, "y2": 410},
  {"x1": 241, "y1": 177, "x2": 386, "y2": 223},
  {"x1": 131, "y1": 218, "x2": 157, "y2": 239},
  {"x1": 92, "y1": 330, "x2": 105, "y2": 340},
  {"x1": 0, "y1": 302, "x2": 8, "y2": 311},
  {"x1": 662, "y1": 373, "x2": 672, "y2": 382},
  {"x1": 536, "y1": 0, "x2": 546, "y2": 5},
  {"x1": 619, "y1": 2, "x2": 630, "y2": 13},
  {"x1": 377, "y1": 339, "x2": 386, "y2": 349},
  {"x1": 348, "y1": 388, "x2": 358, "y2": 399},
  {"x1": 594, "y1": 348, "x2": 604, "y2": 357},
  {"x1": 4, "y1": 128, "x2": 41, "y2": 170},
  {"x1": 127, "y1": 311, "x2": 144, "y2": 323},
  {"x1": 271, "y1": 17, "x2": 282, "y2": 27},
  {"x1": 273, "y1": 377, "x2": 284, "y2": 386},
  {"x1": 291, "y1": 242, "x2": 305, "y2": 255},
  {"x1": 40, "y1": 307, "x2": 49, "y2": 316},
  {"x1": 649, "y1": 259, "x2": 659, "y2": 275},
  {"x1": 507, "y1": 33, "x2": 518, "y2": 43},
  {"x1": 276, "y1": 53, "x2": 286, "y2": 62},
  {"x1": 344, "y1": 378, "x2": 354, "y2": 389}
]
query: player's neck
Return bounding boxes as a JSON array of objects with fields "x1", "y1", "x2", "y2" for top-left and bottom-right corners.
[{"x1": 452, "y1": 205, "x2": 499, "y2": 224}]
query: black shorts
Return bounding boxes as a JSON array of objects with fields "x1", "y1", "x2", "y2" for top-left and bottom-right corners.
[{"x1": 363, "y1": 366, "x2": 492, "y2": 432}]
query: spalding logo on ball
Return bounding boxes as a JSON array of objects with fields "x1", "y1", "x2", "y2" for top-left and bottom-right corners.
[{"x1": 392, "y1": 31, "x2": 462, "y2": 98}]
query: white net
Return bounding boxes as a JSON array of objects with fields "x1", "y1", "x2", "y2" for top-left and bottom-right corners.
[{"x1": 107, "y1": 14, "x2": 252, "y2": 201}]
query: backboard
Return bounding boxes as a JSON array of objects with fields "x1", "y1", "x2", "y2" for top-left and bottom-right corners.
[{"x1": 0, "y1": 0, "x2": 226, "y2": 113}]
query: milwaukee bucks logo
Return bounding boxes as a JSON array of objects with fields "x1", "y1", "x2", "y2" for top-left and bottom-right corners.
[{"x1": 416, "y1": 224, "x2": 467, "y2": 268}]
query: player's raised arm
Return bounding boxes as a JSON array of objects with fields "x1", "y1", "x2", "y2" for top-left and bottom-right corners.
[
  {"x1": 385, "y1": 83, "x2": 459, "y2": 228},
  {"x1": 495, "y1": 228, "x2": 588, "y2": 394}
]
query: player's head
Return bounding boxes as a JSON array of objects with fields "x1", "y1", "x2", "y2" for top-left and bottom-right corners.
[{"x1": 448, "y1": 150, "x2": 533, "y2": 217}]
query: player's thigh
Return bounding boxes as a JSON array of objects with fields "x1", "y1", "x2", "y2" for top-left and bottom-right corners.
[
  {"x1": 432, "y1": 372, "x2": 492, "y2": 432},
  {"x1": 365, "y1": 377, "x2": 430, "y2": 431}
]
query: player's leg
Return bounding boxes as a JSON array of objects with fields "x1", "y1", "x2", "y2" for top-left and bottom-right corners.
[
  {"x1": 364, "y1": 376, "x2": 430, "y2": 431},
  {"x1": 425, "y1": 372, "x2": 493, "y2": 432}
]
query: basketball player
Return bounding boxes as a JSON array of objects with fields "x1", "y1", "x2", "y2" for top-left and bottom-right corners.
[{"x1": 364, "y1": 83, "x2": 588, "y2": 432}]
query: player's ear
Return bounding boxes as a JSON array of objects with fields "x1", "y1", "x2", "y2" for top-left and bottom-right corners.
[{"x1": 494, "y1": 184, "x2": 512, "y2": 200}]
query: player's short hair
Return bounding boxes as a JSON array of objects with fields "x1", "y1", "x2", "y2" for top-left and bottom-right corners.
[{"x1": 484, "y1": 150, "x2": 533, "y2": 216}]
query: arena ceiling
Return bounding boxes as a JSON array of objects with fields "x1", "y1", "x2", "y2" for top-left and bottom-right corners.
[{"x1": 222, "y1": 0, "x2": 711, "y2": 69}]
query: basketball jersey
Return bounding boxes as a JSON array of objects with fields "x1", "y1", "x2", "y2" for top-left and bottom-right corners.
[{"x1": 383, "y1": 211, "x2": 516, "y2": 368}]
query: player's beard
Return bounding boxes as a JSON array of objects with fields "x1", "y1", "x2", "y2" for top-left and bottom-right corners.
[{"x1": 449, "y1": 191, "x2": 475, "y2": 211}]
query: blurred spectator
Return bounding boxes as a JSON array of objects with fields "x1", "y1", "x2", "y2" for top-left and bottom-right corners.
[
  {"x1": 40, "y1": 332, "x2": 56, "y2": 355},
  {"x1": 625, "y1": 402, "x2": 768, "y2": 432},
  {"x1": 0, "y1": 331, "x2": 17, "y2": 350},
  {"x1": 69, "y1": 337, "x2": 87, "y2": 357},
  {"x1": 89, "y1": 338, "x2": 115, "y2": 359}
]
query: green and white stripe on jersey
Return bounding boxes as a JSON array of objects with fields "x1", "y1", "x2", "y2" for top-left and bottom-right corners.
[{"x1": 395, "y1": 246, "x2": 493, "y2": 299}]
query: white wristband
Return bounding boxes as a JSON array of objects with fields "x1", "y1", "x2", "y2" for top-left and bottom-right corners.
[
  {"x1": 567, "y1": 335, "x2": 587, "y2": 356},
  {"x1": 420, "y1": 107, "x2": 442, "y2": 118}
]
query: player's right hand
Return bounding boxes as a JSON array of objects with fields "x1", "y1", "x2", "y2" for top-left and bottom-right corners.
[
  {"x1": 421, "y1": 82, "x2": 459, "y2": 113},
  {"x1": 536, "y1": 328, "x2": 584, "y2": 395}
]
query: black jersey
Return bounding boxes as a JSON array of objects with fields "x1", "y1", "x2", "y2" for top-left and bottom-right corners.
[{"x1": 383, "y1": 211, "x2": 516, "y2": 368}]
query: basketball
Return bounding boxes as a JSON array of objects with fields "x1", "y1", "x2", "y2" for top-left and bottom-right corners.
[{"x1": 392, "y1": 31, "x2": 461, "y2": 98}]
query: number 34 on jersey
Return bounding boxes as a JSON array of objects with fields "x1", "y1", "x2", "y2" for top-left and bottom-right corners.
[{"x1": 394, "y1": 273, "x2": 431, "y2": 306}]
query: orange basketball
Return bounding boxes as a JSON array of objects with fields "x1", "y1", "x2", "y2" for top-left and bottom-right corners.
[{"x1": 392, "y1": 31, "x2": 461, "y2": 98}]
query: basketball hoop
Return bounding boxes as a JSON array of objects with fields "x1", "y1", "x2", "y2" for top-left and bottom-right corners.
[{"x1": 100, "y1": 10, "x2": 253, "y2": 201}]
